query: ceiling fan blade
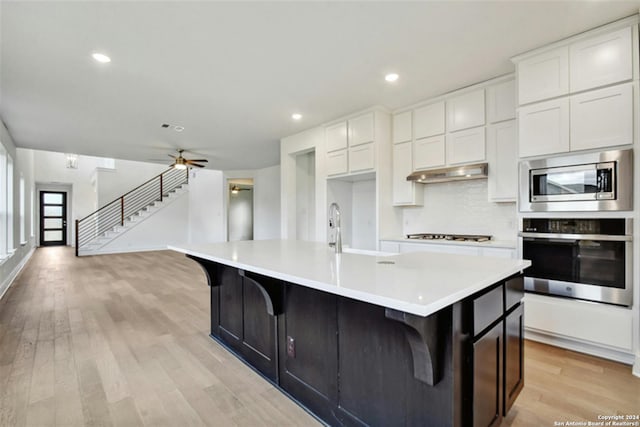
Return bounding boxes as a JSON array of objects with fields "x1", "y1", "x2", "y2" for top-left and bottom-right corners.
[
  {"x1": 189, "y1": 163, "x2": 205, "y2": 168},
  {"x1": 168, "y1": 154, "x2": 177, "y2": 159},
  {"x1": 186, "y1": 159, "x2": 208, "y2": 163}
]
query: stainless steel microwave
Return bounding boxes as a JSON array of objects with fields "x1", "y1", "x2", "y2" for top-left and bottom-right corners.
[{"x1": 519, "y1": 149, "x2": 633, "y2": 212}]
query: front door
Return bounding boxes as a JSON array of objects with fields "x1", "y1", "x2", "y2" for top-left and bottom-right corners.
[{"x1": 40, "y1": 191, "x2": 67, "y2": 246}]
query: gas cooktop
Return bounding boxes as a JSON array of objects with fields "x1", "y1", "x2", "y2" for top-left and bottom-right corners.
[{"x1": 406, "y1": 233, "x2": 492, "y2": 242}]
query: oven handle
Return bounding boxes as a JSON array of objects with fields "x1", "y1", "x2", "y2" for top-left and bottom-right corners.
[{"x1": 519, "y1": 232, "x2": 632, "y2": 242}]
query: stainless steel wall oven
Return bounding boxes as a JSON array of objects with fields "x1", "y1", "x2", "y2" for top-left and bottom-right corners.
[
  {"x1": 520, "y1": 149, "x2": 632, "y2": 212},
  {"x1": 520, "y1": 218, "x2": 632, "y2": 306}
]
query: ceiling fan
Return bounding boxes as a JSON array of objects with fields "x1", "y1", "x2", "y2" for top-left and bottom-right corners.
[
  {"x1": 169, "y1": 149, "x2": 208, "y2": 169},
  {"x1": 230, "y1": 185, "x2": 252, "y2": 194}
]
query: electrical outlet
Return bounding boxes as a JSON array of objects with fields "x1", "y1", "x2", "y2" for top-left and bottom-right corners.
[{"x1": 287, "y1": 336, "x2": 295, "y2": 358}]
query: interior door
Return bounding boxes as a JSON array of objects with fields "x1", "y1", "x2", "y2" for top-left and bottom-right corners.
[{"x1": 40, "y1": 191, "x2": 67, "y2": 246}]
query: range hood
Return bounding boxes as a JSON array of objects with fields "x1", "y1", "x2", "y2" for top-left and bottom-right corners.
[{"x1": 407, "y1": 163, "x2": 488, "y2": 184}]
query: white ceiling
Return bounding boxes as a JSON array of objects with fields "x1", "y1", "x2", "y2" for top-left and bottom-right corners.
[{"x1": 1, "y1": 1, "x2": 639, "y2": 170}]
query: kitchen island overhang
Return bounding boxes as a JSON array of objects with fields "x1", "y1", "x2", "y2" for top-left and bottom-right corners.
[{"x1": 169, "y1": 240, "x2": 531, "y2": 426}]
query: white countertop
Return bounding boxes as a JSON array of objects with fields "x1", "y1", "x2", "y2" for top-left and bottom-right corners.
[
  {"x1": 381, "y1": 237, "x2": 517, "y2": 249},
  {"x1": 169, "y1": 240, "x2": 530, "y2": 317}
]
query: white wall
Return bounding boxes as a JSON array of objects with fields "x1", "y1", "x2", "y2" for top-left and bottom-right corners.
[
  {"x1": 187, "y1": 169, "x2": 225, "y2": 244},
  {"x1": 0, "y1": 121, "x2": 36, "y2": 300},
  {"x1": 96, "y1": 159, "x2": 167, "y2": 206},
  {"x1": 327, "y1": 178, "x2": 376, "y2": 250},
  {"x1": 295, "y1": 152, "x2": 316, "y2": 241},
  {"x1": 402, "y1": 179, "x2": 517, "y2": 241},
  {"x1": 97, "y1": 190, "x2": 189, "y2": 253}
]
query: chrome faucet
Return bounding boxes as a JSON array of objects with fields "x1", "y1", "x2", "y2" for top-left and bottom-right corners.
[{"x1": 328, "y1": 202, "x2": 342, "y2": 254}]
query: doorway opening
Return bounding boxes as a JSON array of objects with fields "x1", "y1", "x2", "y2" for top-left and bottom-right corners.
[
  {"x1": 227, "y1": 178, "x2": 254, "y2": 241},
  {"x1": 40, "y1": 191, "x2": 67, "y2": 246}
]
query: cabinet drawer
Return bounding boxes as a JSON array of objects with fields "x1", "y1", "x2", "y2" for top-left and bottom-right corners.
[
  {"x1": 414, "y1": 102, "x2": 445, "y2": 138},
  {"x1": 348, "y1": 113, "x2": 374, "y2": 147},
  {"x1": 349, "y1": 143, "x2": 375, "y2": 173},
  {"x1": 570, "y1": 26, "x2": 633, "y2": 93},
  {"x1": 413, "y1": 135, "x2": 445, "y2": 170},
  {"x1": 504, "y1": 276, "x2": 524, "y2": 312},
  {"x1": 327, "y1": 149, "x2": 348, "y2": 176},
  {"x1": 570, "y1": 83, "x2": 633, "y2": 151},
  {"x1": 326, "y1": 122, "x2": 348, "y2": 152},
  {"x1": 472, "y1": 285, "x2": 504, "y2": 337},
  {"x1": 446, "y1": 127, "x2": 485, "y2": 165}
]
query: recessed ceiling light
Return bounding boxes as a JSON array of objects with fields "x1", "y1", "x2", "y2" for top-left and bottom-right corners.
[
  {"x1": 291, "y1": 113, "x2": 302, "y2": 121},
  {"x1": 91, "y1": 52, "x2": 111, "y2": 63},
  {"x1": 174, "y1": 126, "x2": 184, "y2": 132},
  {"x1": 385, "y1": 73, "x2": 399, "y2": 83}
]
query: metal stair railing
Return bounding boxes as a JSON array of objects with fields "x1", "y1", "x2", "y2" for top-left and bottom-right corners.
[{"x1": 75, "y1": 167, "x2": 188, "y2": 256}]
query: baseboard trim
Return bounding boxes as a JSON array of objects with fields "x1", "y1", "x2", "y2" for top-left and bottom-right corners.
[
  {"x1": 0, "y1": 247, "x2": 36, "y2": 302},
  {"x1": 525, "y1": 327, "x2": 635, "y2": 365},
  {"x1": 633, "y1": 355, "x2": 640, "y2": 378},
  {"x1": 78, "y1": 246, "x2": 172, "y2": 256}
]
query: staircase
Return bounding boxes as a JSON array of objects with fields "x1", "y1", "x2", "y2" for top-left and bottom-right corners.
[{"x1": 76, "y1": 167, "x2": 189, "y2": 256}]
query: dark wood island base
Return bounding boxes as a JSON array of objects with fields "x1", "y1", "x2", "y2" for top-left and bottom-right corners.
[{"x1": 188, "y1": 255, "x2": 525, "y2": 427}]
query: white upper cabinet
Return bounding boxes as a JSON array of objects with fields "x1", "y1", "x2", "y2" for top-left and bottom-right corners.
[
  {"x1": 570, "y1": 83, "x2": 633, "y2": 151},
  {"x1": 570, "y1": 27, "x2": 633, "y2": 93},
  {"x1": 349, "y1": 143, "x2": 375, "y2": 173},
  {"x1": 487, "y1": 120, "x2": 518, "y2": 202},
  {"x1": 393, "y1": 111, "x2": 412, "y2": 144},
  {"x1": 486, "y1": 80, "x2": 516, "y2": 123},
  {"x1": 348, "y1": 113, "x2": 375, "y2": 147},
  {"x1": 413, "y1": 135, "x2": 446, "y2": 170},
  {"x1": 326, "y1": 122, "x2": 348, "y2": 152},
  {"x1": 414, "y1": 102, "x2": 445, "y2": 139},
  {"x1": 517, "y1": 46, "x2": 569, "y2": 105},
  {"x1": 446, "y1": 127, "x2": 485, "y2": 165},
  {"x1": 518, "y1": 98, "x2": 570, "y2": 157},
  {"x1": 447, "y1": 90, "x2": 485, "y2": 132},
  {"x1": 327, "y1": 149, "x2": 348, "y2": 176},
  {"x1": 392, "y1": 142, "x2": 422, "y2": 206}
]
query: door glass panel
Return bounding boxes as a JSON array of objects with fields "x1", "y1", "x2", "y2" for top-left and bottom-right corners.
[
  {"x1": 44, "y1": 218, "x2": 63, "y2": 229},
  {"x1": 43, "y1": 193, "x2": 63, "y2": 204},
  {"x1": 44, "y1": 230, "x2": 63, "y2": 241},
  {"x1": 533, "y1": 169, "x2": 597, "y2": 196},
  {"x1": 44, "y1": 206, "x2": 63, "y2": 217}
]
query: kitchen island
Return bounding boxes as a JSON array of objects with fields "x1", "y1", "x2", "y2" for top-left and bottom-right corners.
[{"x1": 169, "y1": 240, "x2": 531, "y2": 427}]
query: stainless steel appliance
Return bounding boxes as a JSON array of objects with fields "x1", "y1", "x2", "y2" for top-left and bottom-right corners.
[
  {"x1": 519, "y1": 149, "x2": 632, "y2": 212},
  {"x1": 406, "y1": 233, "x2": 492, "y2": 242},
  {"x1": 407, "y1": 163, "x2": 488, "y2": 183},
  {"x1": 520, "y1": 218, "x2": 632, "y2": 306}
]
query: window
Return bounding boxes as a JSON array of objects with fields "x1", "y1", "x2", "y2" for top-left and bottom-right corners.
[
  {"x1": 7, "y1": 155, "x2": 14, "y2": 251},
  {"x1": 19, "y1": 175, "x2": 25, "y2": 244}
]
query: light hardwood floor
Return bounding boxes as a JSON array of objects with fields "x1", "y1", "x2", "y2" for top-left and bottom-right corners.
[{"x1": 0, "y1": 247, "x2": 638, "y2": 426}]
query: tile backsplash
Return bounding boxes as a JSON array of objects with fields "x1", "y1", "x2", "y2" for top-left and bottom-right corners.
[{"x1": 402, "y1": 179, "x2": 517, "y2": 241}]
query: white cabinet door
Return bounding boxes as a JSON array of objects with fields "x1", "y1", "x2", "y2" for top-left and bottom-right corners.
[
  {"x1": 413, "y1": 135, "x2": 445, "y2": 170},
  {"x1": 414, "y1": 102, "x2": 445, "y2": 138},
  {"x1": 327, "y1": 149, "x2": 348, "y2": 176},
  {"x1": 570, "y1": 83, "x2": 633, "y2": 151},
  {"x1": 570, "y1": 27, "x2": 633, "y2": 93},
  {"x1": 487, "y1": 79, "x2": 516, "y2": 123},
  {"x1": 446, "y1": 127, "x2": 485, "y2": 165},
  {"x1": 392, "y1": 142, "x2": 422, "y2": 206},
  {"x1": 349, "y1": 143, "x2": 375, "y2": 173},
  {"x1": 348, "y1": 113, "x2": 374, "y2": 147},
  {"x1": 487, "y1": 120, "x2": 517, "y2": 202},
  {"x1": 447, "y1": 90, "x2": 485, "y2": 132},
  {"x1": 393, "y1": 111, "x2": 412, "y2": 144},
  {"x1": 518, "y1": 98, "x2": 570, "y2": 158},
  {"x1": 326, "y1": 122, "x2": 348, "y2": 152},
  {"x1": 518, "y1": 46, "x2": 569, "y2": 105}
]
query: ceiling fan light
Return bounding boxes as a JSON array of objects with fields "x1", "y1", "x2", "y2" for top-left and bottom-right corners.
[{"x1": 174, "y1": 163, "x2": 187, "y2": 170}]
